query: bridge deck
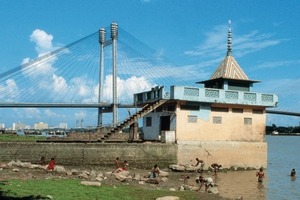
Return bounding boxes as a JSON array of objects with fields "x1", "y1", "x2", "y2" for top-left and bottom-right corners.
[{"x1": 0, "y1": 103, "x2": 137, "y2": 108}]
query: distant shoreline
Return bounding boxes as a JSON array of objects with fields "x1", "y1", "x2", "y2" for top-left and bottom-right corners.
[{"x1": 267, "y1": 134, "x2": 300, "y2": 136}]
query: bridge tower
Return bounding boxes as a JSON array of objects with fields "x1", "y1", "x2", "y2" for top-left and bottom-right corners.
[{"x1": 98, "y1": 22, "x2": 118, "y2": 127}]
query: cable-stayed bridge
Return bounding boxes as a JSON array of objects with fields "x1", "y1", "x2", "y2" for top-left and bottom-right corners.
[{"x1": 0, "y1": 23, "x2": 299, "y2": 129}]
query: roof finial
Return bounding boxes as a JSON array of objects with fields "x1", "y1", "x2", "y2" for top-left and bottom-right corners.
[{"x1": 227, "y1": 20, "x2": 232, "y2": 56}]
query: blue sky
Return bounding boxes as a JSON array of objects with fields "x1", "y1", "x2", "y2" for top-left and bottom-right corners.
[{"x1": 0, "y1": 0, "x2": 300, "y2": 128}]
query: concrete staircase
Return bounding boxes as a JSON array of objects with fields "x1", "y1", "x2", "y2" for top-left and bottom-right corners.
[{"x1": 100, "y1": 99, "x2": 167, "y2": 142}]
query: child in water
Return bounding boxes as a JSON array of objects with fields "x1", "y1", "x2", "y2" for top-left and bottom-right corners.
[
  {"x1": 290, "y1": 168, "x2": 296, "y2": 177},
  {"x1": 256, "y1": 167, "x2": 265, "y2": 182}
]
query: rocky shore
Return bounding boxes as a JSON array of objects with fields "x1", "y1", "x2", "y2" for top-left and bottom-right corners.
[{"x1": 0, "y1": 160, "x2": 235, "y2": 200}]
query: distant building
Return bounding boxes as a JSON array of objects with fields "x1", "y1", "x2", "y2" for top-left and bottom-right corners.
[
  {"x1": 24, "y1": 125, "x2": 31, "y2": 130},
  {"x1": 34, "y1": 122, "x2": 48, "y2": 130},
  {"x1": 59, "y1": 123, "x2": 68, "y2": 129},
  {"x1": 0, "y1": 123, "x2": 5, "y2": 129},
  {"x1": 134, "y1": 24, "x2": 278, "y2": 169},
  {"x1": 12, "y1": 122, "x2": 27, "y2": 130}
]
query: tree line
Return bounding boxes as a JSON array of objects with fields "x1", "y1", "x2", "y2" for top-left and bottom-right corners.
[{"x1": 266, "y1": 124, "x2": 300, "y2": 135}]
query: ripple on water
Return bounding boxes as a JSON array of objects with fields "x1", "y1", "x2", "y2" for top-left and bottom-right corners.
[{"x1": 267, "y1": 136, "x2": 300, "y2": 200}]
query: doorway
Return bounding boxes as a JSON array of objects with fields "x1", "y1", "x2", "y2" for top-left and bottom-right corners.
[{"x1": 160, "y1": 116, "x2": 170, "y2": 131}]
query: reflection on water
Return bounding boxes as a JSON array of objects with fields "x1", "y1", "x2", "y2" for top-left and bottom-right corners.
[
  {"x1": 290, "y1": 176, "x2": 296, "y2": 182},
  {"x1": 215, "y1": 136, "x2": 299, "y2": 199}
]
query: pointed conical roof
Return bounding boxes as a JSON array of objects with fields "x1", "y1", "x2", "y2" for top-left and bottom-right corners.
[{"x1": 210, "y1": 55, "x2": 249, "y2": 80}]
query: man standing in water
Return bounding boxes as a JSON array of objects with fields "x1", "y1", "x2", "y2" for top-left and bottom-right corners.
[{"x1": 256, "y1": 167, "x2": 265, "y2": 182}]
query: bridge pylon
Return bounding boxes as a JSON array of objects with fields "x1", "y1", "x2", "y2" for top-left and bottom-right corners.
[{"x1": 98, "y1": 22, "x2": 118, "y2": 128}]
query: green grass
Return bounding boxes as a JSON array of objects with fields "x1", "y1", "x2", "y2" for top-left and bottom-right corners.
[
  {"x1": 0, "y1": 179, "x2": 201, "y2": 200},
  {"x1": 0, "y1": 134, "x2": 46, "y2": 142}
]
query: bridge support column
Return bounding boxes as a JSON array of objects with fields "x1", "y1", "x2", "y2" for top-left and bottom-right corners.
[
  {"x1": 97, "y1": 22, "x2": 118, "y2": 128},
  {"x1": 111, "y1": 22, "x2": 118, "y2": 127},
  {"x1": 98, "y1": 28, "x2": 106, "y2": 127}
]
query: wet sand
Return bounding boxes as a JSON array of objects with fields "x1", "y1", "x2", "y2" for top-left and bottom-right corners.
[
  {"x1": 212, "y1": 170, "x2": 267, "y2": 199},
  {"x1": 165, "y1": 169, "x2": 267, "y2": 199}
]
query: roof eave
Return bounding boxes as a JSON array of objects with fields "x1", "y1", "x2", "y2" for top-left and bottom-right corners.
[{"x1": 196, "y1": 77, "x2": 261, "y2": 84}]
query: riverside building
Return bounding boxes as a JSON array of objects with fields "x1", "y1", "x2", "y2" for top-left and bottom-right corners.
[{"x1": 134, "y1": 24, "x2": 278, "y2": 169}]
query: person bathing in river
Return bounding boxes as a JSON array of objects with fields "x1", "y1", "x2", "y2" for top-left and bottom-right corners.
[
  {"x1": 256, "y1": 167, "x2": 265, "y2": 182},
  {"x1": 193, "y1": 158, "x2": 205, "y2": 173},
  {"x1": 193, "y1": 158, "x2": 205, "y2": 167},
  {"x1": 290, "y1": 168, "x2": 296, "y2": 177},
  {"x1": 196, "y1": 176, "x2": 214, "y2": 192},
  {"x1": 210, "y1": 163, "x2": 222, "y2": 176}
]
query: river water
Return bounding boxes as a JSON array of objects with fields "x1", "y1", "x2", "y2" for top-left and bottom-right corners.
[
  {"x1": 214, "y1": 135, "x2": 300, "y2": 200},
  {"x1": 266, "y1": 135, "x2": 300, "y2": 200}
]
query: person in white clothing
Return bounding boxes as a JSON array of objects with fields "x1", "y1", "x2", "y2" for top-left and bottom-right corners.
[{"x1": 196, "y1": 176, "x2": 214, "y2": 192}]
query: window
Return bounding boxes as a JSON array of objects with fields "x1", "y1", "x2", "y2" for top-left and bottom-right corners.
[
  {"x1": 146, "y1": 117, "x2": 152, "y2": 127},
  {"x1": 244, "y1": 118, "x2": 252, "y2": 125},
  {"x1": 188, "y1": 115, "x2": 197, "y2": 123},
  {"x1": 232, "y1": 108, "x2": 243, "y2": 113},
  {"x1": 146, "y1": 92, "x2": 151, "y2": 100},
  {"x1": 253, "y1": 109, "x2": 263, "y2": 114},
  {"x1": 180, "y1": 105, "x2": 200, "y2": 111},
  {"x1": 213, "y1": 116, "x2": 222, "y2": 124},
  {"x1": 137, "y1": 94, "x2": 143, "y2": 102},
  {"x1": 211, "y1": 107, "x2": 229, "y2": 112}
]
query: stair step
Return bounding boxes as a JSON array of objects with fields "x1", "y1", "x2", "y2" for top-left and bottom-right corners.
[{"x1": 102, "y1": 99, "x2": 167, "y2": 142}]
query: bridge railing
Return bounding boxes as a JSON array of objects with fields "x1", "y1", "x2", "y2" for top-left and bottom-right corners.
[{"x1": 134, "y1": 86, "x2": 168, "y2": 105}]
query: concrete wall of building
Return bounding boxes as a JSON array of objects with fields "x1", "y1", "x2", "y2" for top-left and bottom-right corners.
[
  {"x1": 177, "y1": 141, "x2": 267, "y2": 169},
  {"x1": 0, "y1": 142, "x2": 177, "y2": 169},
  {"x1": 176, "y1": 103, "x2": 266, "y2": 142},
  {"x1": 143, "y1": 111, "x2": 176, "y2": 141},
  {"x1": 143, "y1": 112, "x2": 161, "y2": 140}
]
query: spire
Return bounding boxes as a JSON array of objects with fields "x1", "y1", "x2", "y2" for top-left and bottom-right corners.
[
  {"x1": 227, "y1": 20, "x2": 232, "y2": 56},
  {"x1": 197, "y1": 20, "x2": 260, "y2": 84},
  {"x1": 209, "y1": 20, "x2": 250, "y2": 81}
]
